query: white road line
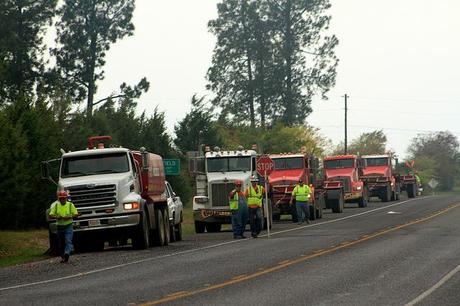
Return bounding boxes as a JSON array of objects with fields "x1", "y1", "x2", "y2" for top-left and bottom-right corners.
[
  {"x1": 0, "y1": 197, "x2": 426, "y2": 292},
  {"x1": 405, "y1": 262, "x2": 460, "y2": 306}
]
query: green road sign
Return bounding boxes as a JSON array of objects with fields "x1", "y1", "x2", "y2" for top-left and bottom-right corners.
[{"x1": 163, "y1": 159, "x2": 180, "y2": 175}]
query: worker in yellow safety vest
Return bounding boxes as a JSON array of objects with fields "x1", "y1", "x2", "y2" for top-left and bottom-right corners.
[
  {"x1": 290, "y1": 179, "x2": 311, "y2": 225},
  {"x1": 228, "y1": 180, "x2": 249, "y2": 239},
  {"x1": 49, "y1": 190, "x2": 79, "y2": 263},
  {"x1": 244, "y1": 175, "x2": 265, "y2": 238}
]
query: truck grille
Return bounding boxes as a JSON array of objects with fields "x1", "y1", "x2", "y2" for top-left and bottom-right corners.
[
  {"x1": 67, "y1": 184, "x2": 117, "y2": 209},
  {"x1": 330, "y1": 177, "x2": 351, "y2": 193},
  {"x1": 211, "y1": 183, "x2": 235, "y2": 207}
]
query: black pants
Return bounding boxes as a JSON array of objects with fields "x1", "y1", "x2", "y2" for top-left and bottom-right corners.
[{"x1": 249, "y1": 207, "x2": 262, "y2": 235}]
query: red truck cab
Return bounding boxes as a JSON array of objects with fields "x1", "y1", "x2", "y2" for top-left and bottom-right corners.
[
  {"x1": 360, "y1": 154, "x2": 400, "y2": 202},
  {"x1": 323, "y1": 155, "x2": 368, "y2": 209}
]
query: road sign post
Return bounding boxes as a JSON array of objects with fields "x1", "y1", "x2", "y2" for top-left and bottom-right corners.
[
  {"x1": 428, "y1": 178, "x2": 439, "y2": 196},
  {"x1": 256, "y1": 155, "x2": 274, "y2": 238}
]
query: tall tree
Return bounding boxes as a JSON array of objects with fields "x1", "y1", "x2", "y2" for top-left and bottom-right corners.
[
  {"x1": 174, "y1": 95, "x2": 222, "y2": 153},
  {"x1": 268, "y1": 0, "x2": 339, "y2": 124},
  {"x1": 0, "y1": 0, "x2": 57, "y2": 104},
  {"x1": 53, "y1": 0, "x2": 135, "y2": 116},
  {"x1": 349, "y1": 130, "x2": 387, "y2": 155}
]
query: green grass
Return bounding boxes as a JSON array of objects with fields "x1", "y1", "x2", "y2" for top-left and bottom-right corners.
[
  {"x1": 0, "y1": 230, "x2": 49, "y2": 268},
  {"x1": 182, "y1": 202, "x2": 195, "y2": 237}
]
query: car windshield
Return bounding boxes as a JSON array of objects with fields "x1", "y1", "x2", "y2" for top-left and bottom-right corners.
[
  {"x1": 324, "y1": 159, "x2": 354, "y2": 169},
  {"x1": 207, "y1": 157, "x2": 251, "y2": 172},
  {"x1": 365, "y1": 157, "x2": 388, "y2": 166},
  {"x1": 274, "y1": 157, "x2": 304, "y2": 170},
  {"x1": 61, "y1": 153, "x2": 130, "y2": 178}
]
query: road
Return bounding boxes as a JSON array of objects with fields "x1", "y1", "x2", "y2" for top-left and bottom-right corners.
[{"x1": 1, "y1": 195, "x2": 460, "y2": 305}]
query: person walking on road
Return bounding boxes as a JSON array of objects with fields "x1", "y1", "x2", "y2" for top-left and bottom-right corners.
[
  {"x1": 229, "y1": 180, "x2": 249, "y2": 239},
  {"x1": 49, "y1": 190, "x2": 79, "y2": 263},
  {"x1": 290, "y1": 179, "x2": 311, "y2": 225},
  {"x1": 245, "y1": 175, "x2": 264, "y2": 238}
]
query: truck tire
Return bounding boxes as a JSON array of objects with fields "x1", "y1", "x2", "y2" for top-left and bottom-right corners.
[
  {"x1": 195, "y1": 221, "x2": 206, "y2": 233},
  {"x1": 174, "y1": 222, "x2": 183, "y2": 241},
  {"x1": 291, "y1": 204, "x2": 298, "y2": 223},
  {"x1": 133, "y1": 211, "x2": 150, "y2": 249},
  {"x1": 163, "y1": 208, "x2": 170, "y2": 246},
  {"x1": 358, "y1": 189, "x2": 368, "y2": 208},
  {"x1": 407, "y1": 183, "x2": 416, "y2": 198},
  {"x1": 309, "y1": 205, "x2": 316, "y2": 221},
  {"x1": 48, "y1": 229, "x2": 59, "y2": 256},
  {"x1": 382, "y1": 184, "x2": 391, "y2": 202},
  {"x1": 331, "y1": 195, "x2": 344, "y2": 213},
  {"x1": 206, "y1": 223, "x2": 222, "y2": 232},
  {"x1": 150, "y1": 208, "x2": 166, "y2": 247},
  {"x1": 170, "y1": 222, "x2": 176, "y2": 243}
]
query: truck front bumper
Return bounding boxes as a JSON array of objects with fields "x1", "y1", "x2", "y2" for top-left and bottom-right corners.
[
  {"x1": 49, "y1": 211, "x2": 141, "y2": 234},
  {"x1": 193, "y1": 209, "x2": 232, "y2": 224},
  {"x1": 344, "y1": 192, "x2": 363, "y2": 201}
]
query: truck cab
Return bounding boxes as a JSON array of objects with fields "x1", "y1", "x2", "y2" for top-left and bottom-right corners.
[
  {"x1": 268, "y1": 153, "x2": 324, "y2": 222},
  {"x1": 323, "y1": 155, "x2": 368, "y2": 210},
  {"x1": 192, "y1": 146, "x2": 258, "y2": 233},
  {"x1": 360, "y1": 154, "x2": 400, "y2": 202},
  {"x1": 43, "y1": 136, "x2": 178, "y2": 254}
]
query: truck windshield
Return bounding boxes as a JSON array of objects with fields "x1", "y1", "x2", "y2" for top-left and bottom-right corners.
[
  {"x1": 324, "y1": 159, "x2": 354, "y2": 169},
  {"x1": 365, "y1": 157, "x2": 388, "y2": 166},
  {"x1": 274, "y1": 157, "x2": 304, "y2": 170},
  {"x1": 207, "y1": 157, "x2": 251, "y2": 172},
  {"x1": 61, "y1": 153, "x2": 130, "y2": 178}
]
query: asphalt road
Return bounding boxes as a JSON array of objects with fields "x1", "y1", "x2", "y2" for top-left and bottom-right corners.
[{"x1": 1, "y1": 195, "x2": 460, "y2": 306}]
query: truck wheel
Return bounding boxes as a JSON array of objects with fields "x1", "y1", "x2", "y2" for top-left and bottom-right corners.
[
  {"x1": 133, "y1": 211, "x2": 150, "y2": 249},
  {"x1": 163, "y1": 209, "x2": 170, "y2": 246},
  {"x1": 382, "y1": 185, "x2": 391, "y2": 202},
  {"x1": 332, "y1": 196, "x2": 344, "y2": 213},
  {"x1": 206, "y1": 223, "x2": 222, "y2": 232},
  {"x1": 291, "y1": 204, "x2": 298, "y2": 223},
  {"x1": 309, "y1": 205, "x2": 316, "y2": 221},
  {"x1": 407, "y1": 183, "x2": 415, "y2": 198},
  {"x1": 48, "y1": 229, "x2": 59, "y2": 256},
  {"x1": 358, "y1": 189, "x2": 368, "y2": 208},
  {"x1": 195, "y1": 221, "x2": 205, "y2": 233},
  {"x1": 170, "y1": 223, "x2": 176, "y2": 243},
  {"x1": 174, "y1": 222, "x2": 183, "y2": 241}
]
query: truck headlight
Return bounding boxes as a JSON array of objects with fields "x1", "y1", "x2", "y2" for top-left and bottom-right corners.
[
  {"x1": 355, "y1": 186, "x2": 362, "y2": 191},
  {"x1": 124, "y1": 202, "x2": 140, "y2": 210}
]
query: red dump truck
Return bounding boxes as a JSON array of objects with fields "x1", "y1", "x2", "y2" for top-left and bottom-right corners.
[
  {"x1": 268, "y1": 153, "x2": 325, "y2": 222},
  {"x1": 42, "y1": 136, "x2": 181, "y2": 253},
  {"x1": 360, "y1": 154, "x2": 400, "y2": 202},
  {"x1": 322, "y1": 155, "x2": 368, "y2": 212}
]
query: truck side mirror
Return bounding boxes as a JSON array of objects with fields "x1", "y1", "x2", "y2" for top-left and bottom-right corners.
[
  {"x1": 140, "y1": 147, "x2": 149, "y2": 172},
  {"x1": 40, "y1": 161, "x2": 49, "y2": 180}
]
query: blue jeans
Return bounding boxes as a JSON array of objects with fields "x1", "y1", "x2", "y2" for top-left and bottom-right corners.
[
  {"x1": 57, "y1": 224, "x2": 73, "y2": 258},
  {"x1": 296, "y1": 201, "x2": 310, "y2": 223},
  {"x1": 249, "y1": 207, "x2": 262, "y2": 235},
  {"x1": 231, "y1": 203, "x2": 248, "y2": 237}
]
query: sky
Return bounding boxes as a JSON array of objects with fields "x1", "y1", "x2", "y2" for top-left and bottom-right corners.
[{"x1": 94, "y1": 0, "x2": 460, "y2": 159}]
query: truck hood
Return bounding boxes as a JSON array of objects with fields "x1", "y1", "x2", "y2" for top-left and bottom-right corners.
[
  {"x1": 325, "y1": 168, "x2": 353, "y2": 180},
  {"x1": 207, "y1": 172, "x2": 252, "y2": 187},
  {"x1": 269, "y1": 169, "x2": 304, "y2": 185},
  {"x1": 362, "y1": 166, "x2": 389, "y2": 177},
  {"x1": 59, "y1": 172, "x2": 134, "y2": 190}
]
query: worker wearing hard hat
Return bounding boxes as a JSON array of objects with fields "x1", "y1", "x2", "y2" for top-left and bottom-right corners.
[
  {"x1": 290, "y1": 179, "x2": 311, "y2": 225},
  {"x1": 245, "y1": 175, "x2": 265, "y2": 238},
  {"x1": 229, "y1": 180, "x2": 249, "y2": 239},
  {"x1": 49, "y1": 190, "x2": 79, "y2": 263}
]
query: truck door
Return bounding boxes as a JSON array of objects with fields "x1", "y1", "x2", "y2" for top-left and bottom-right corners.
[{"x1": 129, "y1": 153, "x2": 141, "y2": 193}]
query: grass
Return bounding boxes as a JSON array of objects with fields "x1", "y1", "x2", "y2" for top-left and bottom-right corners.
[
  {"x1": 0, "y1": 230, "x2": 49, "y2": 268},
  {"x1": 182, "y1": 202, "x2": 195, "y2": 237}
]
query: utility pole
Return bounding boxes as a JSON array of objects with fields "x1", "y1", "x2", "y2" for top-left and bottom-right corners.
[{"x1": 344, "y1": 94, "x2": 348, "y2": 154}]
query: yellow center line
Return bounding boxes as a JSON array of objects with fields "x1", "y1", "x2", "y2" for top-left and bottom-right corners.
[{"x1": 140, "y1": 203, "x2": 460, "y2": 306}]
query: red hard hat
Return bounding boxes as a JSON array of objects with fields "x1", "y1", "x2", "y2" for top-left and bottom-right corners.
[
  {"x1": 57, "y1": 190, "x2": 68, "y2": 198},
  {"x1": 234, "y1": 180, "x2": 242, "y2": 186}
]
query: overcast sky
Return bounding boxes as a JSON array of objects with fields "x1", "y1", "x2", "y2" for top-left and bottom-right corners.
[{"x1": 94, "y1": 0, "x2": 460, "y2": 159}]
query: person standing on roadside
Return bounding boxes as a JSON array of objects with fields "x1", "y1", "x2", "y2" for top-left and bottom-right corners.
[
  {"x1": 229, "y1": 180, "x2": 249, "y2": 239},
  {"x1": 49, "y1": 190, "x2": 79, "y2": 263},
  {"x1": 245, "y1": 175, "x2": 264, "y2": 238},
  {"x1": 290, "y1": 179, "x2": 311, "y2": 225}
]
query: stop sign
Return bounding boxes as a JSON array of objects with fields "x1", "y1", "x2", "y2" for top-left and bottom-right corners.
[{"x1": 256, "y1": 155, "x2": 275, "y2": 176}]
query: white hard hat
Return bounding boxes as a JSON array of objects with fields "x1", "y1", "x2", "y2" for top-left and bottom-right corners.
[{"x1": 250, "y1": 175, "x2": 259, "y2": 182}]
